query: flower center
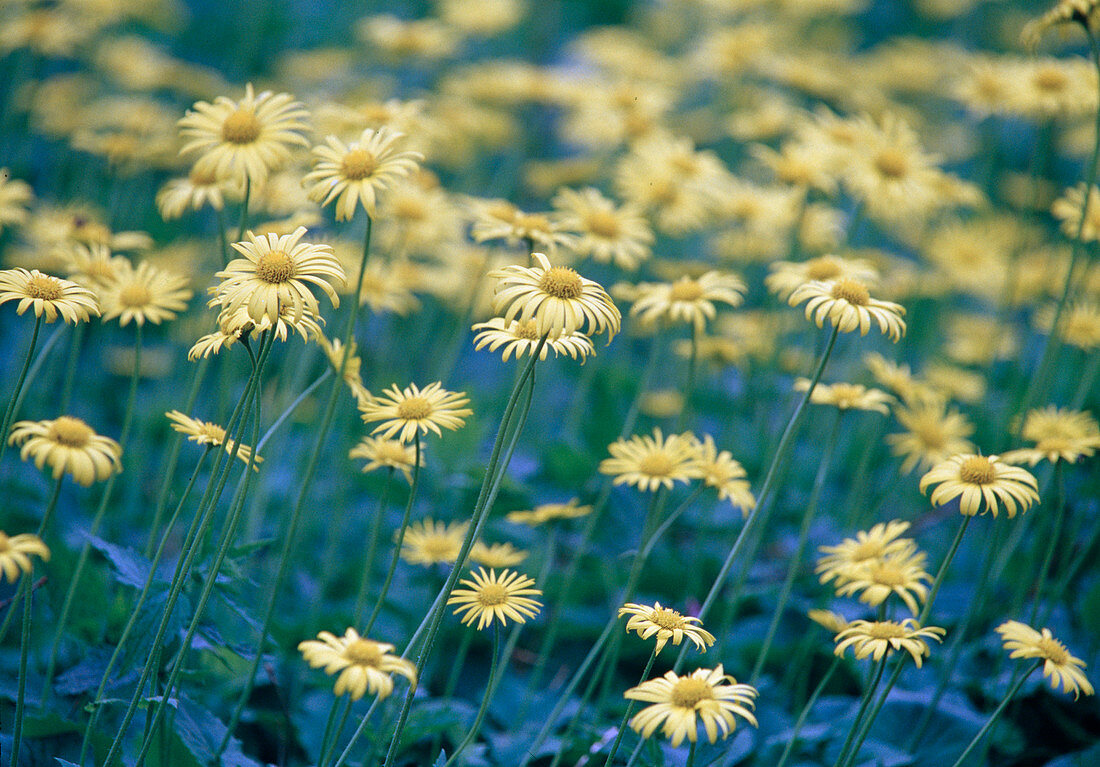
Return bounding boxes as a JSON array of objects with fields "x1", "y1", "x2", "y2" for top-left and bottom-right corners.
[
  {"x1": 342, "y1": 149, "x2": 378, "y2": 180},
  {"x1": 421, "y1": 537, "x2": 458, "y2": 560},
  {"x1": 874, "y1": 148, "x2": 909, "y2": 180},
  {"x1": 669, "y1": 278, "x2": 704, "y2": 302},
  {"x1": 221, "y1": 108, "x2": 262, "y2": 144},
  {"x1": 189, "y1": 165, "x2": 219, "y2": 185},
  {"x1": 344, "y1": 639, "x2": 383, "y2": 666},
  {"x1": 375, "y1": 441, "x2": 410, "y2": 464},
  {"x1": 476, "y1": 583, "x2": 508, "y2": 606},
  {"x1": 806, "y1": 257, "x2": 842, "y2": 281},
  {"x1": 515, "y1": 319, "x2": 541, "y2": 340},
  {"x1": 396, "y1": 396, "x2": 432, "y2": 421},
  {"x1": 651, "y1": 607, "x2": 686, "y2": 630},
  {"x1": 638, "y1": 452, "x2": 675, "y2": 477},
  {"x1": 1034, "y1": 67, "x2": 1069, "y2": 93},
  {"x1": 26, "y1": 275, "x2": 64, "y2": 301},
  {"x1": 912, "y1": 422, "x2": 946, "y2": 449},
  {"x1": 850, "y1": 541, "x2": 883, "y2": 561},
  {"x1": 959, "y1": 456, "x2": 996, "y2": 485},
  {"x1": 118, "y1": 283, "x2": 152, "y2": 308},
  {"x1": 869, "y1": 563, "x2": 907, "y2": 587},
  {"x1": 831, "y1": 278, "x2": 870, "y2": 306},
  {"x1": 49, "y1": 416, "x2": 94, "y2": 447},
  {"x1": 254, "y1": 250, "x2": 295, "y2": 284},
  {"x1": 538, "y1": 266, "x2": 584, "y2": 299},
  {"x1": 866, "y1": 622, "x2": 908, "y2": 639},
  {"x1": 393, "y1": 197, "x2": 427, "y2": 221},
  {"x1": 1037, "y1": 636, "x2": 1071, "y2": 665},
  {"x1": 585, "y1": 210, "x2": 621, "y2": 238},
  {"x1": 670, "y1": 677, "x2": 714, "y2": 709}
]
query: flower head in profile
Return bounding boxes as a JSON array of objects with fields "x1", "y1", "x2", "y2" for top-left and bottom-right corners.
[
  {"x1": 349, "y1": 436, "x2": 421, "y2": 483},
  {"x1": 469, "y1": 199, "x2": 579, "y2": 256},
  {"x1": 400, "y1": 519, "x2": 468, "y2": 566},
  {"x1": 834, "y1": 619, "x2": 945, "y2": 668},
  {"x1": 304, "y1": 127, "x2": 423, "y2": 220},
  {"x1": 472, "y1": 317, "x2": 594, "y2": 363},
  {"x1": 693, "y1": 435, "x2": 755, "y2": 514},
  {"x1": 166, "y1": 411, "x2": 262, "y2": 469},
  {"x1": 98, "y1": 260, "x2": 192, "y2": 326},
  {"x1": 599, "y1": 428, "x2": 704, "y2": 493},
  {"x1": 489, "y1": 252, "x2": 621, "y2": 341},
  {"x1": 789, "y1": 277, "x2": 906, "y2": 341},
  {"x1": 178, "y1": 83, "x2": 310, "y2": 184},
  {"x1": 447, "y1": 567, "x2": 543, "y2": 630},
  {"x1": 0, "y1": 268, "x2": 99, "y2": 324},
  {"x1": 298, "y1": 628, "x2": 417, "y2": 701},
  {"x1": 551, "y1": 187, "x2": 653, "y2": 270},
  {"x1": 469, "y1": 541, "x2": 528, "y2": 568},
  {"x1": 358, "y1": 381, "x2": 472, "y2": 444},
  {"x1": 920, "y1": 454, "x2": 1039, "y2": 517},
  {"x1": 214, "y1": 227, "x2": 344, "y2": 325},
  {"x1": 0, "y1": 531, "x2": 50, "y2": 582},
  {"x1": 808, "y1": 609, "x2": 850, "y2": 634},
  {"x1": 833, "y1": 548, "x2": 932, "y2": 616},
  {"x1": 1001, "y1": 407, "x2": 1100, "y2": 466},
  {"x1": 506, "y1": 498, "x2": 592, "y2": 526},
  {"x1": 887, "y1": 400, "x2": 976, "y2": 474},
  {"x1": 766, "y1": 254, "x2": 878, "y2": 301},
  {"x1": 794, "y1": 379, "x2": 894, "y2": 414},
  {"x1": 996, "y1": 620, "x2": 1094, "y2": 699},
  {"x1": 9, "y1": 416, "x2": 122, "y2": 486},
  {"x1": 629, "y1": 271, "x2": 746, "y2": 333},
  {"x1": 816, "y1": 520, "x2": 916, "y2": 586},
  {"x1": 619, "y1": 602, "x2": 715, "y2": 655},
  {"x1": 625, "y1": 665, "x2": 758, "y2": 747}
]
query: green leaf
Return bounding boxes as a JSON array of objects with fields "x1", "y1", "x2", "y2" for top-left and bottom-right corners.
[{"x1": 87, "y1": 535, "x2": 160, "y2": 589}]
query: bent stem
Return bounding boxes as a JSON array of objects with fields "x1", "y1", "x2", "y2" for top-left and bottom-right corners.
[
  {"x1": 10, "y1": 573, "x2": 34, "y2": 767},
  {"x1": 1028, "y1": 461, "x2": 1065, "y2": 626},
  {"x1": 353, "y1": 467, "x2": 395, "y2": 626},
  {"x1": 443, "y1": 626, "x2": 503, "y2": 767},
  {"x1": 602, "y1": 649, "x2": 657, "y2": 767},
  {"x1": 0, "y1": 312, "x2": 43, "y2": 466},
  {"x1": 948, "y1": 660, "x2": 1040, "y2": 767},
  {"x1": 832, "y1": 656, "x2": 887, "y2": 767}
]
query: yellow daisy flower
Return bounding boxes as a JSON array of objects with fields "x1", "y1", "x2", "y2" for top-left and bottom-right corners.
[
  {"x1": 349, "y1": 436, "x2": 421, "y2": 483},
  {"x1": 765, "y1": 254, "x2": 879, "y2": 301},
  {"x1": 599, "y1": 428, "x2": 704, "y2": 493},
  {"x1": 789, "y1": 277, "x2": 906, "y2": 342},
  {"x1": 833, "y1": 548, "x2": 933, "y2": 616},
  {"x1": 60, "y1": 242, "x2": 129, "y2": 289},
  {"x1": 0, "y1": 168, "x2": 33, "y2": 234},
  {"x1": 1001, "y1": 407, "x2": 1100, "y2": 466},
  {"x1": 165, "y1": 411, "x2": 262, "y2": 468},
  {"x1": 447, "y1": 567, "x2": 543, "y2": 630},
  {"x1": 0, "y1": 531, "x2": 50, "y2": 583},
  {"x1": 298, "y1": 628, "x2": 417, "y2": 701},
  {"x1": 808, "y1": 609, "x2": 850, "y2": 634},
  {"x1": 996, "y1": 620, "x2": 1094, "y2": 699},
  {"x1": 625, "y1": 665, "x2": 758, "y2": 748},
  {"x1": 629, "y1": 271, "x2": 746, "y2": 333},
  {"x1": 358, "y1": 381, "x2": 472, "y2": 444},
  {"x1": 505, "y1": 498, "x2": 592, "y2": 526},
  {"x1": 156, "y1": 164, "x2": 236, "y2": 220},
  {"x1": 0, "y1": 267, "x2": 100, "y2": 324},
  {"x1": 793, "y1": 379, "x2": 894, "y2": 414},
  {"x1": 887, "y1": 400, "x2": 977, "y2": 474},
  {"x1": 469, "y1": 198, "x2": 579, "y2": 256},
  {"x1": 816, "y1": 520, "x2": 917, "y2": 586},
  {"x1": 400, "y1": 519, "x2": 468, "y2": 566},
  {"x1": 551, "y1": 186, "x2": 653, "y2": 270},
  {"x1": 833, "y1": 619, "x2": 945, "y2": 668},
  {"x1": 469, "y1": 541, "x2": 528, "y2": 568},
  {"x1": 693, "y1": 434, "x2": 755, "y2": 514},
  {"x1": 919, "y1": 454, "x2": 1039, "y2": 517},
  {"x1": 619, "y1": 601, "x2": 715, "y2": 655},
  {"x1": 98, "y1": 260, "x2": 192, "y2": 326},
  {"x1": 471, "y1": 317, "x2": 594, "y2": 362},
  {"x1": 9, "y1": 416, "x2": 122, "y2": 486}
]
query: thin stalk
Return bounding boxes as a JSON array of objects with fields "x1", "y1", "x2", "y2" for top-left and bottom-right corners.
[
  {"x1": 34, "y1": 476, "x2": 64, "y2": 537},
  {"x1": 10, "y1": 574, "x2": 33, "y2": 767},
  {"x1": 602, "y1": 650, "x2": 657, "y2": 767},
  {"x1": 948, "y1": 660, "x2": 1040, "y2": 767},
  {"x1": 831, "y1": 657, "x2": 887, "y2": 767},
  {"x1": 8, "y1": 322, "x2": 67, "y2": 441},
  {"x1": 443, "y1": 626, "x2": 502, "y2": 767},
  {"x1": 918, "y1": 515, "x2": 971, "y2": 626},
  {"x1": 1071, "y1": 351, "x2": 1100, "y2": 409},
  {"x1": 1028, "y1": 461, "x2": 1066, "y2": 625},
  {"x1": 774, "y1": 656, "x2": 842, "y2": 767},
  {"x1": 215, "y1": 205, "x2": 231, "y2": 267},
  {"x1": 238, "y1": 177, "x2": 251, "y2": 238},
  {"x1": 686, "y1": 739, "x2": 697, "y2": 767},
  {"x1": 676, "y1": 323, "x2": 699, "y2": 431},
  {"x1": 0, "y1": 313, "x2": 43, "y2": 464},
  {"x1": 353, "y1": 468, "x2": 395, "y2": 626},
  {"x1": 839, "y1": 657, "x2": 907, "y2": 767},
  {"x1": 319, "y1": 697, "x2": 353, "y2": 767}
]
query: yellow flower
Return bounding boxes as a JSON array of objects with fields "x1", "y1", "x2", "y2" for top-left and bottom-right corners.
[
  {"x1": 693, "y1": 435, "x2": 755, "y2": 514},
  {"x1": 9, "y1": 416, "x2": 122, "y2": 486},
  {"x1": 349, "y1": 436, "x2": 421, "y2": 483},
  {"x1": 996, "y1": 620, "x2": 1094, "y2": 699},
  {"x1": 619, "y1": 602, "x2": 715, "y2": 655},
  {"x1": 0, "y1": 531, "x2": 50, "y2": 583},
  {"x1": 156, "y1": 164, "x2": 236, "y2": 220},
  {"x1": 188, "y1": 304, "x2": 325, "y2": 360},
  {"x1": 469, "y1": 198, "x2": 579, "y2": 256},
  {"x1": 298, "y1": 628, "x2": 417, "y2": 701},
  {"x1": 0, "y1": 168, "x2": 33, "y2": 234},
  {"x1": 317, "y1": 335, "x2": 371, "y2": 403},
  {"x1": 358, "y1": 381, "x2": 472, "y2": 444},
  {"x1": 0, "y1": 268, "x2": 100, "y2": 324},
  {"x1": 505, "y1": 498, "x2": 592, "y2": 526},
  {"x1": 793, "y1": 379, "x2": 894, "y2": 414},
  {"x1": 920, "y1": 454, "x2": 1039, "y2": 518},
  {"x1": 489, "y1": 252, "x2": 621, "y2": 341},
  {"x1": 165, "y1": 411, "x2": 262, "y2": 469},
  {"x1": 98, "y1": 260, "x2": 192, "y2": 326},
  {"x1": 599, "y1": 428, "x2": 704, "y2": 493},
  {"x1": 213, "y1": 226, "x2": 345, "y2": 325},
  {"x1": 400, "y1": 519, "x2": 468, "y2": 566},
  {"x1": 887, "y1": 400, "x2": 976, "y2": 474},
  {"x1": 447, "y1": 567, "x2": 543, "y2": 630},
  {"x1": 833, "y1": 548, "x2": 933, "y2": 617},
  {"x1": 816, "y1": 520, "x2": 916, "y2": 586},
  {"x1": 304, "y1": 127, "x2": 423, "y2": 221},
  {"x1": 789, "y1": 277, "x2": 906, "y2": 342},
  {"x1": 808, "y1": 609, "x2": 849, "y2": 634},
  {"x1": 469, "y1": 541, "x2": 528, "y2": 568},
  {"x1": 766, "y1": 254, "x2": 879, "y2": 301},
  {"x1": 1036, "y1": 301, "x2": 1100, "y2": 350},
  {"x1": 625, "y1": 665, "x2": 758, "y2": 748},
  {"x1": 551, "y1": 187, "x2": 653, "y2": 270},
  {"x1": 61, "y1": 242, "x2": 129, "y2": 289},
  {"x1": 472, "y1": 317, "x2": 594, "y2": 363},
  {"x1": 834, "y1": 619, "x2": 945, "y2": 668},
  {"x1": 629, "y1": 271, "x2": 746, "y2": 333},
  {"x1": 1001, "y1": 407, "x2": 1100, "y2": 466},
  {"x1": 178, "y1": 83, "x2": 310, "y2": 184}
]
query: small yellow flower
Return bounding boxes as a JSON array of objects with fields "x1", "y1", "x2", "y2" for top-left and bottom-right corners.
[
  {"x1": 358, "y1": 381, "x2": 472, "y2": 444},
  {"x1": 447, "y1": 567, "x2": 543, "y2": 630},
  {"x1": 471, "y1": 317, "x2": 594, "y2": 363},
  {"x1": 619, "y1": 602, "x2": 715, "y2": 655},
  {"x1": 349, "y1": 436, "x2": 421, "y2": 483},
  {"x1": 766, "y1": 254, "x2": 879, "y2": 301},
  {"x1": 1001, "y1": 407, "x2": 1100, "y2": 466},
  {"x1": 400, "y1": 519, "x2": 468, "y2": 566},
  {"x1": 298, "y1": 628, "x2": 417, "y2": 701},
  {"x1": 996, "y1": 620, "x2": 1094, "y2": 699},
  {"x1": 304, "y1": 127, "x2": 423, "y2": 220},
  {"x1": 98, "y1": 260, "x2": 192, "y2": 326},
  {"x1": 629, "y1": 271, "x2": 746, "y2": 333},
  {"x1": 789, "y1": 277, "x2": 906, "y2": 342},
  {"x1": 469, "y1": 541, "x2": 528, "y2": 568},
  {"x1": 833, "y1": 548, "x2": 933, "y2": 616},
  {"x1": 693, "y1": 435, "x2": 755, "y2": 514},
  {"x1": 470, "y1": 199, "x2": 579, "y2": 256},
  {"x1": 599, "y1": 428, "x2": 704, "y2": 493},
  {"x1": 887, "y1": 400, "x2": 977, "y2": 474},
  {"x1": 834, "y1": 619, "x2": 945, "y2": 668},
  {"x1": 816, "y1": 521, "x2": 917, "y2": 586},
  {"x1": 920, "y1": 454, "x2": 1039, "y2": 517},
  {"x1": 505, "y1": 498, "x2": 592, "y2": 526},
  {"x1": 793, "y1": 379, "x2": 894, "y2": 414},
  {"x1": 551, "y1": 186, "x2": 653, "y2": 270},
  {"x1": 9, "y1": 416, "x2": 122, "y2": 486},
  {"x1": 625, "y1": 665, "x2": 758, "y2": 748},
  {"x1": 0, "y1": 531, "x2": 50, "y2": 582},
  {"x1": 165, "y1": 411, "x2": 262, "y2": 469},
  {"x1": 0, "y1": 267, "x2": 100, "y2": 324}
]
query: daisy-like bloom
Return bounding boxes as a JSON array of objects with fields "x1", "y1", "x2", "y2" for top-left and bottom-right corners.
[
  {"x1": 304, "y1": 127, "x2": 423, "y2": 221},
  {"x1": 447, "y1": 567, "x2": 543, "y2": 630},
  {"x1": 887, "y1": 400, "x2": 977, "y2": 474},
  {"x1": 156, "y1": 164, "x2": 236, "y2": 220},
  {"x1": 599, "y1": 429, "x2": 704, "y2": 493},
  {"x1": 793, "y1": 379, "x2": 894, "y2": 414},
  {"x1": 61, "y1": 242, "x2": 129, "y2": 289},
  {"x1": 833, "y1": 619, "x2": 945, "y2": 668},
  {"x1": 808, "y1": 609, "x2": 849, "y2": 634},
  {"x1": 469, "y1": 541, "x2": 529, "y2": 568},
  {"x1": 551, "y1": 187, "x2": 653, "y2": 270},
  {"x1": 996, "y1": 620, "x2": 1094, "y2": 699},
  {"x1": 920, "y1": 454, "x2": 1040, "y2": 518},
  {"x1": 626, "y1": 665, "x2": 758, "y2": 748},
  {"x1": 400, "y1": 519, "x2": 469, "y2": 566},
  {"x1": 0, "y1": 168, "x2": 33, "y2": 234},
  {"x1": 214, "y1": 227, "x2": 345, "y2": 325},
  {"x1": 1051, "y1": 184, "x2": 1100, "y2": 242},
  {"x1": 188, "y1": 303, "x2": 325, "y2": 360},
  {"x1": 489, "y1": 252, "x2": 620, "y2": 341},
  {"x1": 789, "y1": 278, "x2": 906, "y2": 341},
  {"x1": 358, "y1": 381, "x2": 472, "y2": 444},
  {"x1": 9, "y1": 416, "x2": 122, "y2": 486},
  {"x1": 98, "y1": 260, "x2": 192, "y2": 326},
  {"x1": 298, "y1": 628, "x2": 417, "y2": 701},
  {"x1": 471, "y1": 317, "x2": 594, "y2": 363},
  {"x1": 833, "y1": 548, "x2": 933, "y2": 616},
  {"x1": 1036, "y1": 301, "x2": 1100, "y2": 351},
  {"x1": 693, "y1": 435, "x2": 755, "y2": 514},
  {"x1": 1001, "y1": 407, "x2": 1100, "y2": 466},
  {"x1": 178, "y1": 83, "x2": 310, "y2": 185},
  {"x1": 506, "y1": 498, "x2": 592, "y2": 526},
  {"x1": 469, "y1": 199, "x2": 579, "y2": 256},
  {"x1": 1023, "y1": 0, "x2": 1100, "y2": 47},
  {"x1": 766, "y1": 254, "x2": 879, "y2": 301},
  {"x1": 816, "y1": 520, "x2": 916, "y2": 586},
  {"x1": 349, "y1": 436, "x2": 421, "y2": 483},
  {"x1": 0, "y1": 531, "x2": 50, "y2": 583},
  {"x1": 0, "y1": 268, "x2": 99, "y2": 324},
  {"x1": 165, "y1": 410, "x2": 262, "y2": 468},
  {"x1": 619, "y1": 601, "x2": 715, "y2": 655},
  {"x1": 317, "y1": 335, "x2": 370, "y2": 402},
  {"x1": 864, "y1": 352, "x2": 927, "y2": 406},
  {"x1": 629, "y1": 272, "x2": 746, "y2": 333}
]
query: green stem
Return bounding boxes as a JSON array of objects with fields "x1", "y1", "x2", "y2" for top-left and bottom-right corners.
[
  {"x1": 918, "y1": 515, "x2": 971, "y2": 626},
  {"x1": 1028, "y1": 461, "x2": 1066, "y2": 625},
  {"x1": 238, "y1": 176, "x2": 251, "y2": 238},
  {"x1": 319, "y1": 696, "x2": 353, "y2": 767},
  {"x1": 215, "y1": 204, "x2": 231, "y2": 267},
  {"x1": 10, "y1": 573, "x2": 33, "y2": 767},
  {"x1": 603, "y1": 650, "x2": 657, "y2": 767},
  {"x1": 832, "y1": 657, "x2": 887, "y2": 767},
  {"x1": 0, "y1": 312, "x2": 43, "y2": 466},
  {"x1": 353, "y1": 467, "x2": 395, "y2": 626},
  {"x1": 839, "y1": 656, "x2": 907, "y2": 767},
  {"x1": 34, "y1": 475, "x2": 64, "y2": 538},
  {"x1": 775, "y1": 656, "x2": 842, "y2": 767},
  {"x1": 947, "y1": 660, "x2": 1040, "y2": 767},
  {"x1": 443, "y1": 626, "x2": 503, "y2": 767},
  {"x1": 8, "y1": 322, "x2": 67, "y2": 450},
  {"x1": 676, "y1": 323, "x2": 699, "y2": 431},
  {"x1": 686, "y1": 739, "x2": 697, "y2": 767}
]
